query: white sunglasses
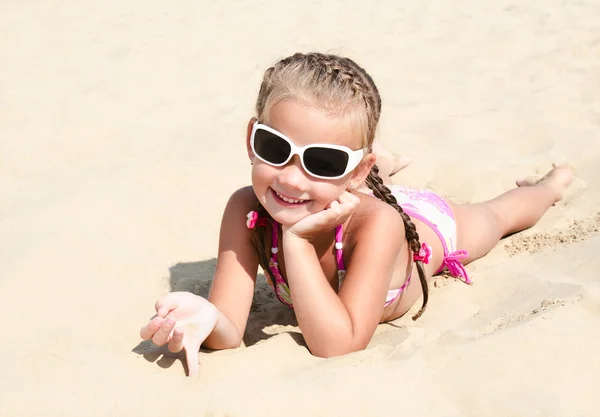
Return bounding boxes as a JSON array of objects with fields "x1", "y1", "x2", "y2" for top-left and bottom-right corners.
[{"x1": 250, "y1": 121, "x2": 364, "y2": 180}]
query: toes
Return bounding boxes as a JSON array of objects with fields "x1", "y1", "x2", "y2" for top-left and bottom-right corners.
[
  {"x1": 390, "y1": 155, "x2": 412, "y2": 175},
  {"x1": 516, "y1": 175, "x2": 540, "y2": 187}
]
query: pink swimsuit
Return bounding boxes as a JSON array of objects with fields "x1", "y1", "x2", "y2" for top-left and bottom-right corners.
[
  {"x1": 247, "y1": 184, "x2": 471, "y2": 310},
  {"x1": 264, "y1": 221, "x2": 408, "y2": 308}
]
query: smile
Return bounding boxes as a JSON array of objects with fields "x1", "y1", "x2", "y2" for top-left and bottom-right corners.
[{"x1": 272, "y1": 189, "x2": 308, "y2": 205}]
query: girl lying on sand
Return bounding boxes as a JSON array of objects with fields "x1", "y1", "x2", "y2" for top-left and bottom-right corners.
[{"x1": 140, "y1": 52, "x2": 573, "y2": 376}]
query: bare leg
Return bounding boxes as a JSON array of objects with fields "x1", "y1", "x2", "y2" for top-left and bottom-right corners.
[{"x1": 452, "y1": 165, "x2": 574, "y2": 263}]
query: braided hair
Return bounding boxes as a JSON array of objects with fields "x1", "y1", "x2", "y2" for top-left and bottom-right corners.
[
  {"x1": 364, "y1": 166, "x2": 429, "y2": 320},
  {"x1": 254, "y1": 52, "x2": 429, "y2": 320}
]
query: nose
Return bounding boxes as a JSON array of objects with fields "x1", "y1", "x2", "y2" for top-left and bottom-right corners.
[{"x1": 276, "y1": 155, "x2": 308, "y2": 191}]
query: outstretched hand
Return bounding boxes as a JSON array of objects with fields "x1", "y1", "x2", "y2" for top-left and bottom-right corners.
[
  {"x1": 283, "y1": 191, "x2": 360, "y2": 239},
  {"x1": 140, "y1": 292, "x2": 218, "y2": 377}
]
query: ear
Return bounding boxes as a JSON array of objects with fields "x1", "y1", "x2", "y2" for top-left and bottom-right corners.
[
  {"x1": 246, "y1": 117, "x2": 258, "y2": 162},
  {"x1": 348, "y1": 152, "x2": 376, "y2": 189}
]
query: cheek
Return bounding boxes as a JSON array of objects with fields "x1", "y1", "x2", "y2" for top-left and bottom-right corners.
[
  {"x1": 310, "y1": 182, "x2": 348, "y2": 207},
  {"x1": 251, "y1": 164, "x2": 273, "y2": 184}
]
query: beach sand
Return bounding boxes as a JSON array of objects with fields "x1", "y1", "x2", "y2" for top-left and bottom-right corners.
[{"x1": 1, "y1": 1, "x2": 599, "y2": 416}]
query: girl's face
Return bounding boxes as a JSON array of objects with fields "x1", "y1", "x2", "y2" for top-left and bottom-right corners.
[{"x1": 247, "y1": 100, "x2": 369, "y2": 227}]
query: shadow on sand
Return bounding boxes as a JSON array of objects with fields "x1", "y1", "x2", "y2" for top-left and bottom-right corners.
[{"x1": 132, "y1": 259, "x2": 303, "y2": 372}]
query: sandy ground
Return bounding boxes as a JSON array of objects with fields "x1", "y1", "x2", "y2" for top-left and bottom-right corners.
[{"x1": 1, "y1": 1, "x2": 599, "y2": 416}]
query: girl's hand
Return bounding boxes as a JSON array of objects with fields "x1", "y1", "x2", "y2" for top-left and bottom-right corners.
[
  {"x1": 139, "y1": 292, "x2": 218, "y2": 377},
  {"x1": 284, "y1": 191, "x2": 360, "y2": 239}
]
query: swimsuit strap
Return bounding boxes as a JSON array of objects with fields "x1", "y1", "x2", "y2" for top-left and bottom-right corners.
[
  {"x1": 334, "y1": 225, "x2": 345, "y2": 271},
  {"x1": 254, "y1": 211, "x2": 416, "y2": 308},
  {"x1": 271, "y1": 221, "x2": 279, "y2": 263},
  {"x1": 271, "y1": 222, "x2": 346, "y2": 272}
]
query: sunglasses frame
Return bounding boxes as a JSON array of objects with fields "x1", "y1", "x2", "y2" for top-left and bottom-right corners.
[{"x1": 250, "y1": 121, "x2": 364, "y2": 180}]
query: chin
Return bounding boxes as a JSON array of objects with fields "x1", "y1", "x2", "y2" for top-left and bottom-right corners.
[
  {"x1": 265, "y1": 206, "x2": 310, "y2": 226},
  {"x1": 266, "y1": 202, "x2": 321, "y2": 227}
]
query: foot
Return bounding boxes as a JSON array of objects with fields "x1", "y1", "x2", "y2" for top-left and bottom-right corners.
[
  {"x1": 516, "y1": 164, "x2": 574, "y2": 203},
  {"x1": 372, "y1": 141, "x2": 412, "y2": 177},
  {"x1": 390, "y1": 154, "x2": 412, "y2": 176}
]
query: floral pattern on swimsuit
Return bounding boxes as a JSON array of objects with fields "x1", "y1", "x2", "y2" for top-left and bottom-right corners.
[
  {"x1": 394, "y1": 185, "x2": 454, "y2": 218},
  {"x1": 266, "y1": 258, "x2": 294, "y2": 308},
  {"x1": 388, "y1": 185, "x2": 472, "y2": 284},
  {"x1": 247, "y1": 211, "x2": 410, "y2": 309}
]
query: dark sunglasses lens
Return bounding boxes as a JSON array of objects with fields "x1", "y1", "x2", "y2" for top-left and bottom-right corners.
[
  {"x1": 254, "y1": 128, "x2": 291, "y2": 164},
  {"x1": 304, "y1": 147, "x2": 349, "y2": 177}
]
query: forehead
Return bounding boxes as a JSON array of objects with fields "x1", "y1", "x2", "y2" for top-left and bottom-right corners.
[{"x1": 266, "y1": 100, "x2": 362, "y2": 149}]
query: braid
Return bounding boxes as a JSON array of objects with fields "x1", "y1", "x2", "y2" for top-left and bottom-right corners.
[
  {"x1": 339, "y1": 57, "x2": 382, "y2": 144},
  {"x1": 366, "y1": 166, "x2": 429, "y2": 320},
  {"x1": 327, "y1": 57, "x2": 380, "y2": 145}
]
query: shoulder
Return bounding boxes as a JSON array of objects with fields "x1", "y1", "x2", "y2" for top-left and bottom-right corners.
[
  {"x1": 223, "y1": 186, "x2": 258, "y2": 217},
  {"x1": 228, "y1": 186, "x2": 257, "y2": 205},
  {"x1": 351, "y1": 192, "x2": 406, "y2": 237},
  {"x1": 343, "y1": 191, "x2": 406, "y2": 257},
  {"x1": 219, "y1": 186, "x2": 260, "y2": 236}
]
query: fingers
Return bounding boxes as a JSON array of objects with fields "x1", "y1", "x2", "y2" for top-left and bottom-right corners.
[
  {"x1": 140, "y1": 316, "x2": 164, "y2": 340},
  {"x1": 151, "y1": 317, "x2": 176, "y2": 346},
  {"x1": 168, "y1": 326, "x2": 185, "y2": 353},
  {"x1": 155, "y1": 295, "x2": 178, "y2": 317},
  {"x1": 146, "y1": 321, "x2": 201, "y2": 378},
  {"x1": 338, "y1": 190, "x2": 360, "y2": 207},
  {"x1": 327, "y1": 200, "x2": 341, "y2": 210},
  {"x1": 184, "y1": 340, "x2": 201, "y2": 377},
  {"x1": 317, "y1": 192, "x2": 360, "y2": 229},
  {"x1": 329, "y1": 192, "x2": 359, "y2": 218},
  {"x1": 285, "y1": 190, "x2": 361, "y2": 238},
  {"x1": 338, "y1": 190, "x2": 352, "y2": 202},
  {"x1": 167, "y1": 327, "x2": 199, "y2": 378}
]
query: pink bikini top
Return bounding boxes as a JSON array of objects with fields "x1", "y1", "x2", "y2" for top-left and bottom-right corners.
[
  {"x1": 268, "y1": 220, "x2": 346, "y2": 308},
  {"x1": 246, "y1": 210, "x2": 409, "y2": 309}
]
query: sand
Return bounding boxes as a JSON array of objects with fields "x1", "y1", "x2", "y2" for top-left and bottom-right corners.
[{"x1": 1, "y1": 1, "x2": 599, "y2": 416}]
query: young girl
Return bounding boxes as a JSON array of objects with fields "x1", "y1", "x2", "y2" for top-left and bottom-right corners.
[{"x1": 139, "y1": 52, "x2": 573, "y2": 377}]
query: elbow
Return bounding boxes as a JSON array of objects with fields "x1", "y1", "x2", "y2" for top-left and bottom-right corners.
[
  {"x1": 309, "y1": 341, "x2": 367, "y2": 359},
  {"x1": 304, "y1": 321, "x2": 371, "y2": 358},
  {"x1": 202, "y1": 323, "x2": 244, "y2": 351},
  {"x1": 311, "y1": 350, "x2": 343, "y2": 359},
  {"x1": 202, "y1": 337, "x2": 242, "y2": 351}
]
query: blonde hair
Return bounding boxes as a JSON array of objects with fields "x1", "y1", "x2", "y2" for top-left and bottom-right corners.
[
  {"x1": 254, "y1": 53, "x2": 430, "y2": 320},
  {"x1": 255, "y1": 53, "x2": 381, "y2": 150}
]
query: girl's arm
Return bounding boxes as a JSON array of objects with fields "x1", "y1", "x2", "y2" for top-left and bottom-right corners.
[
  {"x1": 202, "y1": 186, "x2": 261, "y2": 349},
  {"x1": 283, "y1": 202, "x2": 406, "y2": 358},
  {"x1": 140, "y1": 187, "x2": 259, "y2": 375},
  {"x1": 145, "y1": 187, "x2": 260, "y2": 351}
]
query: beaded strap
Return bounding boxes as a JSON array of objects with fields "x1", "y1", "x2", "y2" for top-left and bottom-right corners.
[
  {"x1": 272, "y1": 222, "x2": 346, "y2": 289},
  {"x1": 247, "y1": 211, "x2": 347, "y2": 295},
  {"x1": 272, "y1": 223, "x2": 345, "y2": 268}
]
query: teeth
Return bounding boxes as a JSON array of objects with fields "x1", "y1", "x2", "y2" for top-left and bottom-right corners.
[{"x1": 275, "y1": 191, "x2": 305, "y2": 204}]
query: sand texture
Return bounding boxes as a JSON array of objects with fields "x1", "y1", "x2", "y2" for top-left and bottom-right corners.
[{"x1": 1, "y1": 1, "x2": 599, "y2": 416}]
